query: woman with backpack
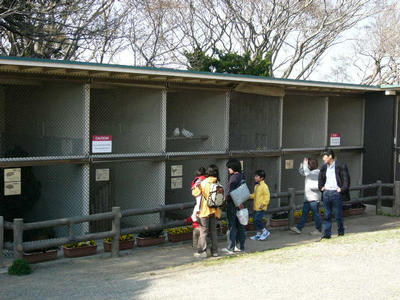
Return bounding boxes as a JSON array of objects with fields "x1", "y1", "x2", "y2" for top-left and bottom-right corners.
[{"x1": 192, "y1": 164, "x2": 222, "y2": 258}]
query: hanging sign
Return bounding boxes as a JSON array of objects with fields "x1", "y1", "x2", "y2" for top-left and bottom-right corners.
[
  {"x1": 285, "y1": 160, "x2": 294, "y2": 170},
  {"x1": 171, "y1": 177, "x2": 183, "y2": 189},
  {"x1": 5, "y1": 182, "x2": 21, "y2": 196},
  {"x1": 4, "y1": 168, "x2": 21, "y2": 182},
  {"x1": 96, "y1": 169, "x2": 110, "y2": 181},
  {"x1": 171, "y1": 165, "x2": 183, "y2": 177},
  {"x1": 92, "y1": 135, "x2": 112, "y2": 153},
  {"x1": 4, "y1": 168, "x2": 22, "y2": 196},
  {"x1": 330, "y1": 133, "x2": 341, "y2": 146}
]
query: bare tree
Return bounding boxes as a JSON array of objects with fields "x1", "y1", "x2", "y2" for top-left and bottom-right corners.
[
  {"x1": 0, "y1": 0, "x2": 121, "y2": 60},
  {"x1": 120, "y1": 1, "x2": 373, "y2": 78},
  {"x1": 353, "y1": 2, "x2": 400, "y2": 85}
]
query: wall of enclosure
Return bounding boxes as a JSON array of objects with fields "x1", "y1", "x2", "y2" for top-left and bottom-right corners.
[{"x1": 0, "y1": 74, "x2": 372, "y2": 237}]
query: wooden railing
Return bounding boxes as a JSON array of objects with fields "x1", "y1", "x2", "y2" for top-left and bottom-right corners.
[{"x1": 1, "y1": 180, "x2": 399, "y2": 267}]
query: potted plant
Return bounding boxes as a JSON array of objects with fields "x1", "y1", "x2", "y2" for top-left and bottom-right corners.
[
  {"x1": 166, "y1": 226, "x2": 193, "y2": 242},
  {"x1": 270, "y1": 211, "x2": 289, "y2": 227},
  {"x1": 23, "y1": 248, "x2": 58, "y2": 264},
  {"x1": 103, "y1": 234, "x2": 135, "y2": 252},
  {"x1": 294, "y1": 210, "x2": 313, "y2": 223},
  {"x1": 63, "y1": 240, "x2": 97, "y2": 258},
  {"x1": 245, "y1": 216, "x2": 267, "y2": 231},
  {"x1": 22, "y1": 228, "x2": 58, "y2": 264},
  {"x1": 136, "y1": 230, "x2": 165, "y2": 247},
  {"x1": 219, "y1": 220, "x2": 228, "y2": 235},
  {"x1": 348, "y1": 203, "x2": 366, "y2": 216}
]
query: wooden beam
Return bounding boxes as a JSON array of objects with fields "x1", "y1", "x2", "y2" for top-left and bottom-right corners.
[
  {"x1": 66, "y1": 69, "x2": 90, "y2": 76},
  {"x1": 234, "y1": 83, "x2": 285, "y2": 97},
  {"x1": 46, "y1": 68, "x2": 67, "y2": 74},
  {"x1": 0, "y1": 65, "x2": 21, "y2": 71},
  {"x1": 90, "y1": 70, "x2": 111, "y2": 76},
  {"x1": 184, "y1": 78, "x2": 201, "y2": 83},
  {"x1": 151, "y1": 76, "x2": 167, "y2": 81},
  {"x1": 20, "y1": 66, "x2": 44, "y2": 72}
]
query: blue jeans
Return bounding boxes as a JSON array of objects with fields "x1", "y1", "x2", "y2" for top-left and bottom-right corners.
[
  {"x1": 227, "y1": 200, "x2": 246, "y2": 251},
  {"x1": 296, "y1": 201, "x2": 321, "y2": 231},
  {"x1": 254, "y1": 210, "x2": 267, "y2": 231},
  {"x1": 323, "y1": 190, "x2": 345, "y2": 237}
]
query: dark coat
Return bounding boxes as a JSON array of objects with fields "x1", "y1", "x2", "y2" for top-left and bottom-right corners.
[{"x1": 318, "y1": 161, "x2": 351, "y2": 201}]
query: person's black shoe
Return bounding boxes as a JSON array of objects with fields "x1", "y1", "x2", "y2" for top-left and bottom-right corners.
[
  {"x1": 319, "y1": 236, "x2": 331, "y2": 241},
  {"x1": 338, "y1": 233, "x2": 345, "y2": 236}
]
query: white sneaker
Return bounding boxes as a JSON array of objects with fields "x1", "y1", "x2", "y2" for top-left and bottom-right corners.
[
  {"x1": 221, "y1": 248, "x2": 234, "y2": 255},
  {"x1": 310, "y1": 230, "x2": 322, "y2": 236},
  {"x1": 233, "y1": 246, "x2": 242, "y2": 252},
  {"x1": 289, "y1": 227, "x2": 301, "y2": 234},
  {"x1": 194, "y1": 252, "x2": 207, "y2": 258},
  {"x1": 250, "y1": 232, "x2": 261, "y2": 240},
  {"x1": 259, "y1": 230, "x2": 270, "y2": 241}
]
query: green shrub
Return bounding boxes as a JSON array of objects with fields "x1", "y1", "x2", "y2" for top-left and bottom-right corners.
[{"x1": 8, "y1": 259, "x2": 31, "y2": 276}]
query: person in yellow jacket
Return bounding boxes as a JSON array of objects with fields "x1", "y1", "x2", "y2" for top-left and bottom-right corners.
[
  {"x1": 192, "y1": 164, "x2": 221, "y2": 258},
  {"x1": 250, "y1": 169, "x2": 271, "y2": 241}
]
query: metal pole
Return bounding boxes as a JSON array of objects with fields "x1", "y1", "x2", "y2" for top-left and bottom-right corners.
[
  {"x1": 0, "y1": 216, "x2": 3, "y2": 267},
  {"x1": 376, "y1": 180, "x2": 382, "y2": 215},
  {"x1": 13, "y1": 218, "x2": 23, "y2": 260},
  {"x1": 393, "y1": 181, "x2": 400, "y2": 216},
  {"x1": 111, "y1": 207, "x2": 121, "y2": 258},
  {"x1": 288, "y1": 188, "x2": 296, "y2": 228}
]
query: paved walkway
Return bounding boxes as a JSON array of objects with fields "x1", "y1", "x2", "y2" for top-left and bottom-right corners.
[{"x1": 1, "y1": 205, "x2": 400, "y2": 299}]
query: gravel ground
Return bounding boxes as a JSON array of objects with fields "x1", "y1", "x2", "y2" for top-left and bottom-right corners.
[
  {"x1": 1, "y1": 209, "x2": 400, "y2": 300},
  {"x1": 137, "y1": 229, "x2": 400, "y2": 300}
]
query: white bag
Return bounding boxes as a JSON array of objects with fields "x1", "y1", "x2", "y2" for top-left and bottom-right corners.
[{"x1": 236, "y1": 208, "x2": 249, "y2": 226}]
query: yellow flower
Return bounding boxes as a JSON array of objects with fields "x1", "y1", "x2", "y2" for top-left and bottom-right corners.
[{"x1": 167, "y1": 226, "x2": 194, "y2": 235}]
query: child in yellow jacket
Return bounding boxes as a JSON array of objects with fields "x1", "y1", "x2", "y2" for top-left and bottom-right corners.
[{"x1": 250, "y1": 169, "x2": 271, "y2": 241}]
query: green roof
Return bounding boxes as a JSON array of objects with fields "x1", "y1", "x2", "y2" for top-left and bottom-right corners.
[{"x1": 0, "y1": 55, "x2": 381, "y2": 90}]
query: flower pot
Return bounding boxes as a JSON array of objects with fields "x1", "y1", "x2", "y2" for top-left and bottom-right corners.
[
  {"x1": 246, "y1": 220, "x2": 268, "y2": 231},
  {"x1": 245, "y1": 223, "x2": 256, "y2": 231},
  {"x1": 219, "y1": 225, "x2": 228, "y2": 235},
  {"x1": 23, "y1": 249, "x2": 58, "y2": 264},
  {"x1": 167, "y1": 232, "x2": 193, "y2": 243},
  {"x1": 136, "y1": 236, "x2": 165, "y2": 247},
  {"x1": 63, "y1": 245, "x2": 97, "y2": 258},
  {"x1": 103, "y1": 240, "x2": 135, "y2": 252},
  {"x1": 270, "y1": 218, "x2": 289, "y2": 227},
  {"x1": 343, "y1": 209, "x2": 351, "y2": 217},
  {"x1": 295, "y1": 215, "x2": 313, "y2": 223},
  {"x1": 348, "y1": 205, "x2": 366, "y2": 216}
]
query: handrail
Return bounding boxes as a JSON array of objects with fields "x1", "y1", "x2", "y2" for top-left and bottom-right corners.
[{"x1": 1, "y1": 180, "x2": 397, "y2": 262}]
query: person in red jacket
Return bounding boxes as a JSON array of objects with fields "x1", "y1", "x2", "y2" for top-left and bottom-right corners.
[
  {"x1": 187, "y1": 167, "x2": 206, "y2": 252},
  {"x1": 186, "y1": 215, "x2": 201, "y2": 249}
]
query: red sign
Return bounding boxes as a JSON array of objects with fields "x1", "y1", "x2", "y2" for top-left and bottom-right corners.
[
  {"x1": 92, "y1": 135, "x2": 112, "y2": 153},
  {"x1": 92, "y1": 135, "x2": 112, "y2": 141},
  {"x1": 330, "y1": 133, "x2": 341, "y2": 146}
]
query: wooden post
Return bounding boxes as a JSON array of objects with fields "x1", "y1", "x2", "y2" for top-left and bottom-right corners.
[
  {"x1": 376, "y1": 180, "x2": 382, "y2": 215},
  {"x1": 394, "y1": 181, "x2": 400, "y2": 217},
  {"x1": 111, "y1": 207, "x2": 121, "y2": 258},
  {"x1": 13, "y1": 218, "x2": 23, "y2": 260},
  {"x1": 0, "y1": 216, "x2": 3, "y2": 267},
  {"x1": 288, "y1": 188, "x2": 296, "y2": 228},
  {"x1": 160, "y1": 210, "x2": 166, "y2": 227}
]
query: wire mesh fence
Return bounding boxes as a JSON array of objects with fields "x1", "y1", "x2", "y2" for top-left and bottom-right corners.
[{"x1": 0, "y1": 79, "x2": 366, "y2": 247}]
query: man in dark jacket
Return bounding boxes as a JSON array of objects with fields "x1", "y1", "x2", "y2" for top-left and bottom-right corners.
[{"x1": 318, "y1": 149, "x2": 350, "y2": 239}]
